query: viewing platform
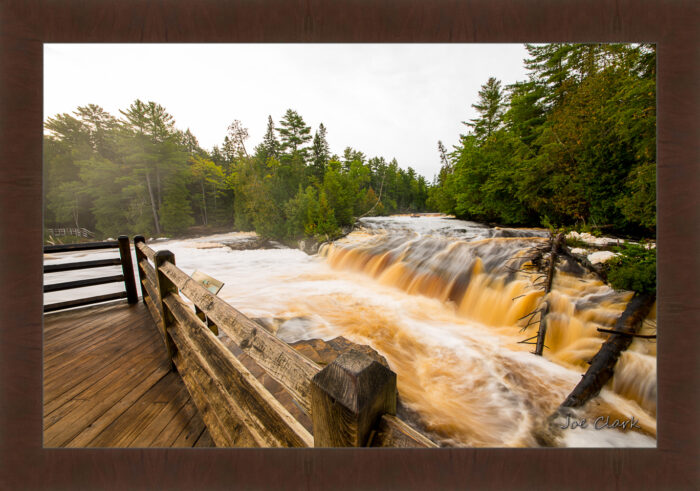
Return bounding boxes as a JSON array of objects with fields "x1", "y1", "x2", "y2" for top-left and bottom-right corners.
[{"x1": 43, "y1": 300, "x2": 213, "y2": 447}]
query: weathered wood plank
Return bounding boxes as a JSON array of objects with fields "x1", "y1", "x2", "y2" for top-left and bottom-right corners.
[
  {"x1": 148, "y1": 395, "x2": 201, "y2": 447},
  {"x1": 194, "y1": 429, "x2": 215, "y2": 447},
  {"x1": 144, "y1": 293, "x2": 165, "y2": 340},
  {"x1": 44, "y1": 340, "x2": 163, "y2": 421},
  {"x1": 44, "y1": 316, "x2": 156, "y2": 391},
  {"x1": 159, "y1": 261, "x2": 320, "y2": 415},
  {"x1": 172, "y1": 351, "x2": 240, "y2": 447},
  {"x1": 372, "y1": 415, "x2": 438, "y2": 448},
  {"x1": 86, "y1": 372, "x2": 184, "y2": 447},
  {"x1": 139, "y1": 258, "x2": 158, "y2": 297},
  {"x1": 44, "y1": 240, "x2": 119, "y2": 253},
  {"x1": 128, "y1": 378, "x2": 193, "y2": 447},
  {"x1": 165, "y1": 293, "x2": 313, "y2": 447},
  {"x1": 135, "y1": 240, "x2": 156, "y2": 262},
  {"x1": 64, "y1": 365, "x2": 170, "y2": 447},
  {"x1": 44, "y1": 292, "x2": 128, "y2": 312},
  {"x1": 170, "y1": 403, "x2": 208, "y2": 447},
  {"x1": 44, "y1": 257, "x2": 122, "y2": 273},
  {"x1": 44, "y1": 355, "x2": 168, "y2": 447},
  {"x1": 44, "y1": 274, "x2": 125, "y2": 293},
  {"x1": 43, "y1": 329, "x2": 159, "y2": 410},
  {"x1": 154, "y1": 250, "x2": 178, "y2": 368}
]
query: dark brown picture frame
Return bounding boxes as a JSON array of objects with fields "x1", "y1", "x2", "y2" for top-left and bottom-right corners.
[{"x1": 1, "y1": 0, "x2": 698, "y2": 489}]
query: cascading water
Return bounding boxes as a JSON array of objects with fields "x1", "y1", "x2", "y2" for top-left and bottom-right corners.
[
  {"x1": 43, "y1": 215, "x2": 656, "y2": 447},
  {"x1": 318, "y1": 216, "x2": 657, "y2": 446}
]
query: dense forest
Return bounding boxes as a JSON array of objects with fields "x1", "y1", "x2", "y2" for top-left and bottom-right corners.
[
  {"x1": 44, "y1": 43, "x2": 655, "y2": 244},
  {"x1": 44, "y1": 105, "x2": 429, "y2": 242},
  {"x1": 428, "y1": 43, "x2": 656, "y2": 238}
]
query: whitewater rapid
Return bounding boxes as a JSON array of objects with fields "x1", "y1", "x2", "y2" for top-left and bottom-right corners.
[{"x1": 43, "y1": 215, "x2": 656, "y2": 447}]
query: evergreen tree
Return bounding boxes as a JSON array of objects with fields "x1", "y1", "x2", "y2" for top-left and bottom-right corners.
[
  {"x1": 311, "y1": 123, "x2": 330, "y2": 181},
  {"x1": 277, "y1": 109, "x2": 312, "y2": 158},
  {"x1": 464, "y1": 77, "x2": 504, "y2": 141}
]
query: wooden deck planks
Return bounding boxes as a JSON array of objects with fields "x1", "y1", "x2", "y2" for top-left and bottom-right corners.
[{"x1": 43, "y1": 300, "x2": 213, "y2": 448}]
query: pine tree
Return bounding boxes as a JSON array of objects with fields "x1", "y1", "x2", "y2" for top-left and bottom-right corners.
[
  {"x1": 311, "y1": 123, "x2": 330, "y2": 180},
  {"x1": 277, "y1": 109, "x2": 312, "y2": 158},
  {"x1": 464, "y1": 77, "x2": 504, "y2": 141}
]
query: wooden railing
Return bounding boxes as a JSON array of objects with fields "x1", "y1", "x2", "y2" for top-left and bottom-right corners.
[
  {"x1": 43, "y1": 236, "x2": 138, "y2": 312},
  {"x1": 46, "y1": 227, "x2": 95, "y2": 239},
  {"x1": 134, "y1": 236, "x2": 437, "y2": 448}
]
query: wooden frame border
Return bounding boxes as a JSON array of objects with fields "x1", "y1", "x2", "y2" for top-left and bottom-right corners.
[{"x1": 1, "y1": 0, "x2": 697, "y2": 489}]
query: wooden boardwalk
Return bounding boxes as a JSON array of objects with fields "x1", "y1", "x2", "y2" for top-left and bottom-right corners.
[{"x1": 43, "y1": 300, "x2": 213, "y2": 448}]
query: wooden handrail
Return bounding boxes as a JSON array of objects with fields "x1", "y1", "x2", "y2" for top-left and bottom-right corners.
[
  {"x1": 165, "y1": 293, "x2": 313, "y2": 447},
  {"x1": 44, "y1": 240, "x2": 119, "y2": 253},
  {"x1": 137, "y1": 239, "x2": 436, "y2": 448},
  {"x1": 158, "y1": 260, "x2": 320, "y2": 415},
  {"x1": 43, "y1": 235, "x2": 138, "y2": 312}
]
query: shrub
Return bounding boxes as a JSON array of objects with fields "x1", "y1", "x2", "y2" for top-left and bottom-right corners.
[{"x1": 605, "y1": 243, "x2": 656, "y2": 294}]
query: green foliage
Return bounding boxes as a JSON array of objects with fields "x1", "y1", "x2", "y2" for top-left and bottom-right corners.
[
  {"x1": 430, "y1": 43, "x2": 656, "y2": 236},
  {"x1": 606, "y1": 243, "x2": 656, "y2": 294}
]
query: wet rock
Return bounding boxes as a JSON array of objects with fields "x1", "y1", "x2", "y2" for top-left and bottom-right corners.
[
  {"x1": 225, "y1": 236, "x2": 288, "y2": 251},
  {"x1": 297, "y1": 239, "x2": 320, "y2": 255},
  {"x1": 289, "y1": 336, "x2": 390, "y2": 369}
]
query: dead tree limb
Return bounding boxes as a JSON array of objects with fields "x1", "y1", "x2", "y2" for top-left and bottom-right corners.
[
  {"x1": 534, "y1": 233, "x2": 565, "y2": 356},
  {"x1": 596, "y1": 327, "x2": 656, "y2": 339}
]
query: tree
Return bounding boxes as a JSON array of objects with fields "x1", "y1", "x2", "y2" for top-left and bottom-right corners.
[
  {"x1": 464, "y1": 77, "x2": 504, "y2": 141},
  {"x1": 189, "y1": 155, "x2": 225, "y2": 225},
  {"x1": 256, "y1": 115, "x2": 280, "y2": 162},
  {"x1": 311, "y1": 123, "x2": 330, "y2": 181},
  {"x1": 277, "y1": 109, "x2": 312, "y2": 158}
]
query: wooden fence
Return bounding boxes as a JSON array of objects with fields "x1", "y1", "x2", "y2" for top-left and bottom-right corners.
[
  {"x1": 133, "y1": 236, "x2": 436, "y2": 448},
  {"x1": 43, "y1": 236, "x2": 138, "y2": 312},
  {"x1": 46, "y1": 227, "x2": 95, "y2": 239}
]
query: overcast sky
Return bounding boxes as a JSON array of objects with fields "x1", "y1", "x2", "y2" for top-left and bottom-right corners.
[{"x1": 44, "y1": 44, "x2": 530, "y2": 180}]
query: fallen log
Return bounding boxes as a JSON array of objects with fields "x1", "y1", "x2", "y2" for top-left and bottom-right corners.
[
  {"x1": 558, "y1": 242, "x2": 608, "y2": 283},
  {"x1": 560, "y1": 292, "x2": 656, "y2": 408},
  {"x1": 534, "y1": 292, "x2": 656, "y2": 446}
]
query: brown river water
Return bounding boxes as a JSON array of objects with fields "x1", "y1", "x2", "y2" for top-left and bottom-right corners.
[{"x1": 44, "y1": 215, "x2": 656, "y2": 447}]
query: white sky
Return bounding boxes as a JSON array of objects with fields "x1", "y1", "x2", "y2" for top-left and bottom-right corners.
[{"x1": 44, "y1": 44, "x2": 530, "y2": 180}]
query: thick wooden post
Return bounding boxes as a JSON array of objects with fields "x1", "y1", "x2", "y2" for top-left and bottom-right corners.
[
  {"x1": 310, "y1": 350, "x2": 397, "y2": 447},
  {"x1": 117, "y1": 235, "x2": 138, "y2": 304},
  {"x1": 154, "y1": 250, "x2": 178, "y2": 369},
  {"x1": 133, "y1": 235, "x2": 148, "y2": 304}
]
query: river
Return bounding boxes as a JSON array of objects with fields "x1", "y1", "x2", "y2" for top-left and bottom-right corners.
[{"x1": 44, "y1": 215, "x2": 657, "y2": 448}]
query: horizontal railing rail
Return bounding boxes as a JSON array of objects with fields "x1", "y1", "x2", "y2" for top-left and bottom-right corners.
[
  {"x1": 43, "y1": 235, "x2": 138, "y2": 313},
  {"x1": 46, "y1": 227, "x2": 95, "y2": 239},
  {"x1": 134, "y1": 236, "x2": 436, "y2": 448}
]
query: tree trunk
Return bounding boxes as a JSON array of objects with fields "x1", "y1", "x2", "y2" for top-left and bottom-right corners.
[
  {"x1": 535, "y1": 232, "x2": 564, "y2": 356},
  {"x1": 560, "y1": 292, "x2": 656, "y2": 408},
  {"x1": 201, "y1": 179, "x2": 207, "y2": 225},
  {"x1": 73, "y1": 196, "x2": 79, "y2": 229},
  {"x1": 156, "y1": 166, "x2": 162, "y2": 209},
  {"x1": 145, "y1": 172, "x2": 161, "y2": 235}
]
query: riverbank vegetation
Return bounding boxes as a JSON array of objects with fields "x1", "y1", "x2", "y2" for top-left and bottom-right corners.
[
  {"x1": 44, "y1": 106, "x2": 429, "y2": 243},
  {"x1": 428, "y1": 43, "x2": 656, "y2": 240}
]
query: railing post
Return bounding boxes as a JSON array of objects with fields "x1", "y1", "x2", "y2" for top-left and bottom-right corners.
[
  {"x1": 117, "y1": 235, "x2": 138, "y2": 304},
  {"x1": 154, "y1": 250, "x2": 178, "y2": 370},
  {"x1": 133, "y1": 235, "x2": 148, "y2": 304},
  {"x1": 310, "y1": 351, "x2": 397, "y2": 447}
]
